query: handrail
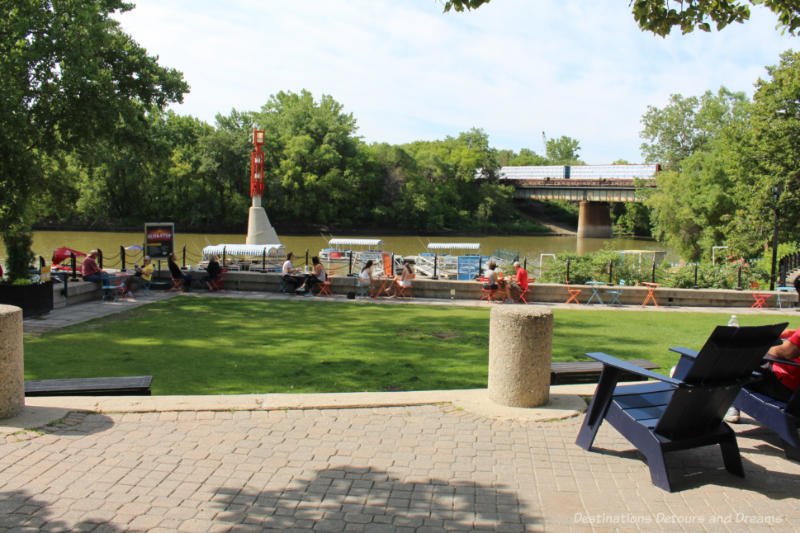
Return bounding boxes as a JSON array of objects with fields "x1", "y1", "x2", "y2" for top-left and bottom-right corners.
[{"x1": 779, "y1": 251, "x2": 800, "y2": 286}]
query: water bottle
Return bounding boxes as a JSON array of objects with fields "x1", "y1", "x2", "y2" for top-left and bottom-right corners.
[{"x1": 728, "y1": 314, "x2": 739, "y2": 327}]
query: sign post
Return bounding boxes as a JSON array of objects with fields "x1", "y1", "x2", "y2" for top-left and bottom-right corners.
[{"x1": 144, "y1": 223, "x2": 175, "y2": 260}]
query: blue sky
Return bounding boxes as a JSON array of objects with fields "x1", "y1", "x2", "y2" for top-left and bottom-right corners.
[{"x1": 116, "y1": 0, "x2": 796, "y2": 164}]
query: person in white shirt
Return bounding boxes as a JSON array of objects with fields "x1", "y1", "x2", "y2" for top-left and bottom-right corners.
[
  {"x1": 281, "y1": 252, "x2": 305, "y2": 293},
  {"x1": 358, "y1": 260, "x2": 374, "y2": 297}
]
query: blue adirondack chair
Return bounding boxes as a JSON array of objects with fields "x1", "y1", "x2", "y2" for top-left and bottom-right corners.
[
  {"x1": 576, "y1": 323, "x2": 787, "y2": 492},
  {"x1": 733, "y1": 356, "x2": 800, "y2": 461}
]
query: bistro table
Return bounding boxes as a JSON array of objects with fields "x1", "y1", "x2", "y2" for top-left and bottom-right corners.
[
  {"x1": 777, "y1": 286, "x2": 795, "y2": 309},
  {"x1": 641, "y1": 282, "x2": 659, "y2": 307},
  {"x1": 585, "y1": 281, "x2": 605, "y2": 305}
]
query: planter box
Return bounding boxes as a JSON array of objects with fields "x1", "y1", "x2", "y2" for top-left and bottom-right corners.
[{"x1": 0, "y1": 281, "x2": 54, "y2": 317}]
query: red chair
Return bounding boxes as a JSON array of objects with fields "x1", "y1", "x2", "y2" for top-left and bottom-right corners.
[
  {"x1": 514, "y1": 277, "x2": 534, "y2": 304},
  {"x1": 209, "y1": 268, "x2": 227, "y2": 291},
  {"x1": 565, "y1": 279, "x2": 581, "y2": 305},
  {"x1": 169, "y1": 276, "x2": 184, "y2": 292},
  {"x1": 750, "y1": 282, "x2": 770, "y2": 308},
  {"x1": 479, "y1": 277, "x2": 499, "y2": 302},
  {"x1": 396, "y1": 274, "x2": 414, "y2": 299},
  {"x1": 316, "y1": 276, "x2": 333, "y2": 297}
]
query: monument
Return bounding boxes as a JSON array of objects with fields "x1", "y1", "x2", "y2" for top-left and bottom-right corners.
[{"x1": 246, "y1": 128, "x2": 281, "y2": 245}]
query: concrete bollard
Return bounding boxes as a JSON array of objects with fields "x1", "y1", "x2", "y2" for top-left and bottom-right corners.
[
  {"x1": 488, "y1": 306, "x2": 553, "y2": 408},
  {"x1": 0, "y1": 304, "x2": 24, "y2": 419}
]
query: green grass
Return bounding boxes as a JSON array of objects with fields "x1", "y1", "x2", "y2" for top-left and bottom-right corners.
[{"x1": 23, "y1": 297, "x2": 794, "y2": 395}]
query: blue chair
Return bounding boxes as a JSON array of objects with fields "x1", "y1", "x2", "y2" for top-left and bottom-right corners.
[
  {"x1": 733, "y1": 356, "x2": 800, "y2": 461},
  {"x1": 576, "y1": 323, "x2": 786, "y2": 491},
  {"x1": 604, "y1": 280, "x2": 624, "y2": 305}
]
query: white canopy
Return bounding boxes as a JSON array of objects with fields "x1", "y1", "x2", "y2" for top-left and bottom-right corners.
[
  {"x1": 427, "y1": 242, "x2": 480, "y2": 251},
  {"x1": 328, "y1": 238, "x2": 384, "y2": 248},
  {"x1": 202, "y1": 244, "x2": 285, "y2": 258}
]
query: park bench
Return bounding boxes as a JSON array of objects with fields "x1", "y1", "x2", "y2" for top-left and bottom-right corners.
[
  {"x1": 25, "y1": 376, "x2": 153, "y2": 396},
  {"x1": 550, "y1": 359, "x2": 659, "y2": 385}
]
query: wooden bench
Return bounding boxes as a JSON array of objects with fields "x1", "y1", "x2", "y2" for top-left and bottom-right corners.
[
  {"x1": 25, "y1": 376, "x2": 153, "y2": 396},
  {"x1": 550, "y1": 359, "x2": 659, "y2": 385}
]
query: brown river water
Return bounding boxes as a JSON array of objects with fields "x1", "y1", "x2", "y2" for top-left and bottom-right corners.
[{"x1": 3, "y1": 230, "x2": 673, "y2": 272}]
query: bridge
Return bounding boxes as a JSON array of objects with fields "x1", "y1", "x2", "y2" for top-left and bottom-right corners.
[{"x1": 487, "y1": 165, "x2": 659, "y2": 238}]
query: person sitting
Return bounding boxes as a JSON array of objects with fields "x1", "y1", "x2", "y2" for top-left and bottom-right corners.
[
  {"x1": 281, "y1": 252, "x2": 305, "y2": 293},
  {"x1": 123, "y1": 255, "x2": 155, "y2": 297},
  {"x1": 358, "y1": 260, "x2": 374, "y2": 297},
  {"x1": 301, "y1": 256, "x2": 327, "y2": 294},
  {"x1": 203, "y1": 254, "x2": 222, "y2": 291},
  {"x1": 386, "y1": 259, "x2": 414, "y2": 298},
  {"x1": 484, "y1": 261, "x2": 510, "y2": 302},
  {"x1": 140, "y1": 256, "x2": 155, "y2": 288},
  {"x1": 168, "y1": 252, "x2": 192, "y2": 292},
  {"x1": 726, "y1": 326, "x2": 800, "y2": 423},
  {"x1": 81, "y1": 250, "x2": 111, "y2": 294},
  {"x1": 510, "y1": 261, "x2": 529, "y2": 300}
]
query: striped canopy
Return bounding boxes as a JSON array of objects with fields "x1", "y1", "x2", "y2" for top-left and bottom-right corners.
[
  {"x1": 427, "y1": 242, "x2": 480, "y2": 251},
  {"x1": 202, "y1": 244, "x2": 285, "y2": 258},
  {"x1": 328, "y1": 238, "x2": 384, "y2": 247}
]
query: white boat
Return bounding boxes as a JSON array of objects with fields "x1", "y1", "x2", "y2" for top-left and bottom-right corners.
[
  {"x1": 202, "y1": 243, "x2": 286, "y2": 271},
  {"x1": 319, "y1": 238, "x2": 388, "y2": 276},
  {"x1": 405, "y1": 242, "x2": 485, "y2": 280}
]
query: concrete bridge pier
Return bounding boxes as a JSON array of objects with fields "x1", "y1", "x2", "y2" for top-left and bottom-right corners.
[{"x1": 577, "y1": 201, "x2": 612, "y2": 238}]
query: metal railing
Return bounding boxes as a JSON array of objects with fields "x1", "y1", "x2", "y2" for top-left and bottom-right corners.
[{"x1": 779, "y1": 251, "x2": 800, "y2": 286}]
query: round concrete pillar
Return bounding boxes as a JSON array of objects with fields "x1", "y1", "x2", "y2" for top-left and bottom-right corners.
[
  {"x1": 488, "y1": 306, "x2": 553, "y2": 407},
  {"x1": 0, "y1": 304, "x2": 24, "y2": 419},
  {"x1": 577, "y1": 201, "x2": 612, "y2": 238}
]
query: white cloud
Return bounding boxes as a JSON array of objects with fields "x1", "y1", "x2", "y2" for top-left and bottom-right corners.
[{"x1": 116, "y1": 0, "x2": 796, "y2": 163}]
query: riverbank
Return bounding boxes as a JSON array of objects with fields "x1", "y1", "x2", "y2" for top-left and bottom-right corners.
[{"x1": 6, "y1": 231, "x2": 671, "y2": 270}]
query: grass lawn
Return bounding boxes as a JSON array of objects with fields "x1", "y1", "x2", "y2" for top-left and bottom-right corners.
[{"x1": 23, "y1": 297, "x2": 795, "y2": 395}]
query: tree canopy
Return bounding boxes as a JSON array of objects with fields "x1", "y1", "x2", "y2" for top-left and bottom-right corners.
[
  {"x1": 643, "y1": 50, "x2": 800, "y2": 262},
  {"x1": 1, "y1": 0, "x2": 188, "y2": 279},
  {"x1": 442, "y1": 0, "x2": 800, "y2": 36}
]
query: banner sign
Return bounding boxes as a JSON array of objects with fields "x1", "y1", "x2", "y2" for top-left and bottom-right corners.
[
  {"x1": 144, "y1": 222, "x2": 174, "y2": 260},
  {"x1": 457, "y1": 255, "x2": 481, "y2": 281}
]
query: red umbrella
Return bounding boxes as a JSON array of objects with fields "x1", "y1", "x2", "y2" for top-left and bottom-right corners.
[{"x1": 52, "y1": 247, "x2": 86, "y2": 265}]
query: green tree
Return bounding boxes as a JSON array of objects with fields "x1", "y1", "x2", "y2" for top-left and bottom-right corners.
[
  {"x1": 647, "y1": 142, "x2": 740, "y2": 261},
  {"x1": 1, "y1": 0, "x2": 187, "y2": 279},
  {"x1": 545, "y1": 136, "x2": 582, "y2": 165},
  {"x1": 443, "y1": 0, "x2": 800, "y2": 36},
  {"x1": 497, "y1": 148, "x2": 548, "y2": 166},
  {"x1": 639, "y1": 88, "x2": 750, "y2": 171},
  {"x1": 728, "y1": 50, "x2": 800, "y2": 258},
  {"x1": 196, "y1": 110, "x2": 253, "y2": 229},
  {"x1": 253, "y1": 90, "x2": 378, "y2": 228}
]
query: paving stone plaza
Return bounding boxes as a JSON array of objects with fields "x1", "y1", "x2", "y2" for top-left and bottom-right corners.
[{"x1": 2, "y1": 293, "x2": 800, "y2": 532}]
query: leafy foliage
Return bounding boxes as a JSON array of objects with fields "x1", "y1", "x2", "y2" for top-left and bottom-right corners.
[
  {"x1": 1, "y1": 0, "x2": 188, "y2": 279},
  {"x1": 443, "y1": 0, "x2": 800, "y2": 35},
  {"x1": 539, "y1": 248, "x2": 671, "y2": 286}
]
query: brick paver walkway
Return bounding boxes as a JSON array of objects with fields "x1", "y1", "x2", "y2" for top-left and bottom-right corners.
[{"x1": 2, "y1": 405, "x2": 800, "y2": 532}]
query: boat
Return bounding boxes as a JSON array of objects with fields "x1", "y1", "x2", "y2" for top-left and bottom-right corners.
[
  {"x1": 201, "y1": 243, "x2": 286, "y2": 271},
  {"x1": 401, "y1": 242, "x2": 508, "y2": 280},
  {"x1": 319, "y1": 238, "x2": 387, "y2": 275}
]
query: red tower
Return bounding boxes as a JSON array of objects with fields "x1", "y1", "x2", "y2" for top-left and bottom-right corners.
[{"x1": 250, "y1": 128, "x2": 265, "y2": 198}]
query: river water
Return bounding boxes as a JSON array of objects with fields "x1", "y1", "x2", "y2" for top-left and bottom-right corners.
[{"x1": 6, "y1": 230, "x2": 673, "y2": 271}]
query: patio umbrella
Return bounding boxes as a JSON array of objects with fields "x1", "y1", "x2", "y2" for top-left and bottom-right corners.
[{"x1": 52, "y1": 247, "x2": 86, "y2": 265}]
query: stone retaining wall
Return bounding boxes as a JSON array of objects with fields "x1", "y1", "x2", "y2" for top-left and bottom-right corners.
[
  {"x1": 189, "y1": 272, "x2": 798, "y2": 308},
  {"x1": 54, "y1": 270, "x2": 797, "y2": 309}
]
